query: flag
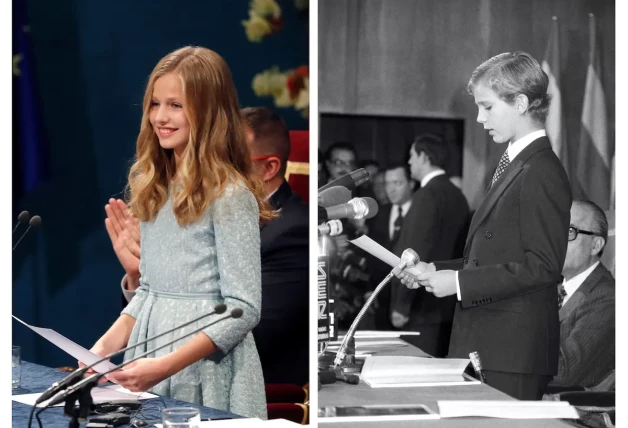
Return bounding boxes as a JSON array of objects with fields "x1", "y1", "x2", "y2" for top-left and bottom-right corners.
[
  {"x1": 13, "y1": 2, "x2": 49, "y2": 203},
  {"x1": 541, "y1": 17, "x2": 569, "y2": 178},
  {"x1": 576, "y1": 13, "x2": 612, "y2": 209}
]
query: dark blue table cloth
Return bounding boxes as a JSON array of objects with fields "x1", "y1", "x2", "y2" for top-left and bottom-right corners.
[{"x1": 13, "y1": 361, "x2": 242, "y2": 427}]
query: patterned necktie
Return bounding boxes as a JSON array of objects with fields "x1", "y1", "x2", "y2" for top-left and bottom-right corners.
[
  {"x1": 557, "y1": 282, "x2": 567, "y2": 308},
  {"x1": 491, "y1": 150, "x2": 510, "y2": 185},
  {"x1": 391, "y1": 205, "x2": 404, "y2": 246}
]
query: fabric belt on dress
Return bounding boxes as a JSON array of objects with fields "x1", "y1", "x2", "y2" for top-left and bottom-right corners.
[{"x1": 148, "y1": 289, "x2": 222, "y2": 300}]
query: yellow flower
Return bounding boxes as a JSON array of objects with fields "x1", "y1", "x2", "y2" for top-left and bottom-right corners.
[
  {"x1": 242, "y1": 12, "x2": 272, "y2": 43},
  {"x1": 252, "y1": 67, "x2": 287, "y2": 98},
  {"x1": 251, "y1": 0, "x2": 281, "y2": 18}
]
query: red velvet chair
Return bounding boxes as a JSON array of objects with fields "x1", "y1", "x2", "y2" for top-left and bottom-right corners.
[
  {"x1": 265, "y1": 383, "x2": 309, "y2": 424},
  {"x1": 286, "y1": 131, "x2": 309, "y2": 203}
]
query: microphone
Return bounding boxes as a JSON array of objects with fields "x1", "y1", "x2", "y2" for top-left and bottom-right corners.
[
  {"x1": 318, "y1": 220, "x2": 343, "y2": 236},
  {"x1": 321, "y1": 197, "x2": 379, "y2": 221},
  {"x1": 13, "y1": 211, "x2": 30, "y2": 234},
  {"x1": 319, "y1": 369, "x2": 360, "y2": 385},
  {"x1": 13, "y1": 215, "x2": 42, "y2": 252},
  {"x1": 35, "y1": 303, "x2": 228, "y2": 405},
  {"x1": 45, "y1": 308, "x2": 244, "y2": 408},
  {"x1": 318, "y1": 186, "x2": 351, "y2": 208},
  {"x1": 318, "y1": 168, "x2": 369, "y2": 193},
  {"x1": 332, "y1": 249, "x2": 419, "y2": 369},
  {"x1": 469, "y1": 351, "x2": 487, "y2": 383}
]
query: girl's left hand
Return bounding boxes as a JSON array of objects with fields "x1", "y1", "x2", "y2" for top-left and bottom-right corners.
[{"x1": 107, "y1": 358, "x2": 169, "y2": 392}]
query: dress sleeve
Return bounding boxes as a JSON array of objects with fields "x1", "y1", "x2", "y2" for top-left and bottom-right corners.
[
  {"x1": 203, "y1": 184, "x2": 262, "y2": 353},
  {"x1": 121, "y1": 223, "x2": 149, "y2": 318}
]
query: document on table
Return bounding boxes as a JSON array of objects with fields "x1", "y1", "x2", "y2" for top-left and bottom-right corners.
[
  {"x1": 155, "y1": 418, "x2": 301, "y2": 427},
  {"x1": 360, "y1": 356, "x2": 480, "y2": 388},
  {"x1": 437, "y1": 401, "x2": 579, "y2": 419},
  {"x1": 353, "y1": 330, "x2": 421, "y2": 339},
  {"x1": 350, "y1": 235, "x2": 424, "y2": 276},
  {"x1": 319, "y1": 404, "x2": 440, "y2": 423},
  {"x1": 12, "y1": 315, "x2": 117, "y2": 374},
  {"x1": 12, "y1": 384, "x2": 158, "y2": 408}
]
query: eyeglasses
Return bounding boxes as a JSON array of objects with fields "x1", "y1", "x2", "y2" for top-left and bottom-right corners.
[
  {"x1": 252, "y1": 154, "x2": 280, "y2": 162},
  {"x1": 568, "y1": 226, "x2": 597, "y2": 241},
  {"x1": 327, "y1": 159, "x2": 356, "y2": 168}
]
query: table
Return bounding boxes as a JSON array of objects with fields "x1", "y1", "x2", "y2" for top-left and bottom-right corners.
[
  {"x1": 13, "y1": 361, "x2": 241, "y2": 427},
  {"x1": 318, "y1": 337, "x2": 574, "y2": 427}
]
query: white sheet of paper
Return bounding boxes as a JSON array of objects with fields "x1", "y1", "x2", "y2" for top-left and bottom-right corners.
[
  {"x1": 437, "y1": 401, "x2": 579, "y2": 419},
  {"x1": 12, "y1": 315, "x2": 117, "y2": 374},
  {"x1": 353, "y1": 331, "x2": 421, "y2": 339},
  {"x1": 350, "y1": 236, "x2": 424, "y2": 276},
  {"x1": 12, "y1": 384, "x2": 158, "y2": 408},
  {"x1": 155, "y1": 419, "x2": 266, "y2": 427}
]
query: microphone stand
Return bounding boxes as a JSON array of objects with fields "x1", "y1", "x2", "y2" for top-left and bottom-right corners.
[
  {"x1": 331, "y1": 249, "x2": 419, "y2": 373},
  {"x1": 36, "y1": 310, "x2": 241, "y2": 428}
]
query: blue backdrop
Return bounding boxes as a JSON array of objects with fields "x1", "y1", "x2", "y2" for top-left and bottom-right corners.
[{"x1": 12, "y1": 0, "x2": 309, "y2": 368}]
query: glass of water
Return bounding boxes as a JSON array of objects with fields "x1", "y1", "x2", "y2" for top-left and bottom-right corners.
[
  {"x1": 162, "y1": 407, "x2": 200, "y2": 427},
  {"x1": 12, "y1": 346, "x2": 21, "y2": 389}
]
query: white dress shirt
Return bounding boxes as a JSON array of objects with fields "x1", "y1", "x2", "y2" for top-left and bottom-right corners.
[
  {"x1": 421, "y1": 169, "x2": 446, "y2": 188},
  {"x1": 562, "y1": 261, "x2": 600, "y2": 305}
]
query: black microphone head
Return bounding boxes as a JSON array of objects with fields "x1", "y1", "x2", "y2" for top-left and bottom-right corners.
[
  {"x1": 230, "y1": 308, "x2": 244, "y2": 318},
  {"x1": 345, "y1": 373, "x2": 360, "y2": 385},
  {"x1": 29, "y1": 215, "x2": 42, "y2": 227},
  {"x1": 363, "y1": 197, "x2": 379, "y2": 219},
  {"x1": 18, "y1": 211, "x2": 30, "y2": 224},
  {"x1": 214, "y1": 303, "x2": 227, "y2": 314},
  {"x1": 318, "y1": 186, "x2": 351, "y2": 208},
  {"x1": 319, "y1": 370, "x2": 337, "y2": 385}
]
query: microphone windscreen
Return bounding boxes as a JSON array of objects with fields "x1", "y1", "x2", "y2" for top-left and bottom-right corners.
[
  {"x1": 363, "y1": 197, "x2": 379, "y2": 219},
  {"x1": 214, "y1": 303, "x2": 227, "y2": 314},
  {"x1": 318, "y1": 186, "x2": 351, "y2": 208},
  {"x1": 29, "y1": 215, "x2": 42, "y2": 227},
  {"x1": 231, "y1": 308, "x2": 244, "y2": 318},
  {"x1": 18, "y1": 211, "x2": 30, "y2": 223},
  {"x1": 318, "y1": 370, "x2": 337, "y2": 385},
  {"x1": 345, "y1": 373, "x2": 360, "y2": 384}
]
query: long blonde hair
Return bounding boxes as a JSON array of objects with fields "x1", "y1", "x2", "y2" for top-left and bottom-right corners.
[{"x1": 127, "y1": 46, "x2": 273, "y2": 225}]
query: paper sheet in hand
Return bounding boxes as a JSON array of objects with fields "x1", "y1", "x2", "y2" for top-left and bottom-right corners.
[
  {"x1": 12, "y1": 384, "x2": 158, "y2": 408},
  {"x1": 437, "y1": 401, "x2": 579, "y2": 419},
  {"x1": 350, "y1": 235, "x2": 423, "y2": 276},
  {"x1": 12, "y1": 315, "x2": 117, "y2": 374},
  {"x1": 361, "y1": 356, "x2": 480, "y2": 388}
]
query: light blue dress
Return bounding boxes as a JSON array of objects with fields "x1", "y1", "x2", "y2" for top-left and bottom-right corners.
[{"x1": 121, "y1": 183, "x2": 267, "y2": 419}]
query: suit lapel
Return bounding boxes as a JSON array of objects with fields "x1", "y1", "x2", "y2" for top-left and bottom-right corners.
[
  {"x1": 559, "y1": 264, "x2": 606, "y2": 321},
  {"x1": 465, "y1": 137, "x2": 552, "y2": 250}
]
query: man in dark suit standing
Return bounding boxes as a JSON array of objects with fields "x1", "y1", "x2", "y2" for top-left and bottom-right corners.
[
  {"x1": 390, "y1": 135, "x2": 469, "y2": 357},
  {"x1": 400, "y1": 52, "x2": 572, "y2": 400},
  {"x1": 551, "y1": 200, "x2": 614, "y2": 388},
  {"x1": 108, "y1": 107, "x2": 309, "y2": 386},
  {"x1": 363, "y1": 163, "x2": 415, "y2": 330}
]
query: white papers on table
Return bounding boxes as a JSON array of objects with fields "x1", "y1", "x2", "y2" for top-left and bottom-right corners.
[
  {"x1": 437, "y1": 401, "x2": 579, "y2": 419},
  {"x1": 326, "y1": 338, "x2": 408, "y2": 349},
  {"x1": 353, "y1": 330, "x2": 421, "y2": 339},
  {"x1": 12, "y1": 384, "x2": 158, "y2": 408},
  {"x1": 350, "y1": 235, "x2": 424, "y2": 276},
  {"x1": 360, "y1": 356, "x2": 479, "y2": 388},
  {"x1": 12, "y1": 315, "x2": 117, "y2": 374},
  {"x1": 319, "y1": 404, "x2": 439, "y2": 423},
  {"x1": 155, "y1": 418, "x2": 300, "y2": 427}
]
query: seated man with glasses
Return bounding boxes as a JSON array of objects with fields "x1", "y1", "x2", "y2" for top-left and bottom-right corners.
[{"x1": 550, "y1": 200, "x2": 615, "y2": 388}]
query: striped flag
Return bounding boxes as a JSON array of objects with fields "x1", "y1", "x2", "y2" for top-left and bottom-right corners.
[
  {"x1": 576, "y1": 13, "x2": 612, "y2": 209},
  {"x1": 541, "y1": 17, "x2": 569, "y2": 178}
]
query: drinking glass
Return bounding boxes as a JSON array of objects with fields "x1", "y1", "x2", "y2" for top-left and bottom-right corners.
[
  {"x1": 162, "y1": 407, "x2": 201, "y2": 427},
  {"x1": 12, "y1": 346, "x2": 21, "y2": 389}
]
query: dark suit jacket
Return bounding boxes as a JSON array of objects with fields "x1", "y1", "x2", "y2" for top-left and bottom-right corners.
[
  {"x1": 253, "y1": 181, "x2": 309, "y2": 385},
  {"x1": 435, "y1": 137, "x2": 572, "y2": 376},
  {"x1": 551, "y1": 263, "x2": 615, "y2": 387},
  {"x1": 391, "y1": 175, "x2": 469, "y2": 327},
  {"x1": 365, "y1": 204, "x2": 395, "y2": 287}
]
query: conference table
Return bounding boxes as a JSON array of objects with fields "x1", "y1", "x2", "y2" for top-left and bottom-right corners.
[
  {"x1": 12, "y1": 361, "x2": 241, "y2": 427},
  {"x1": 318, "y1": 337, "x2": 575, "y2": 427}
]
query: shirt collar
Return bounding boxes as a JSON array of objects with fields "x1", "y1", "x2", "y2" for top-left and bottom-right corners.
[
  {"x1": 421, "y1": 169, "x2": 446, "y2": 188},
  {"x1": 563, "y1": 261, "x2": 600, "y2": 302},
  {"x1": 507, "y1": 129, "x2": 546, "y2": 162}
]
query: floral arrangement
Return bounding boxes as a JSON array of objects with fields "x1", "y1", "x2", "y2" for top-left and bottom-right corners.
[
  {"x1": 242, "y1": 0, "x2": 283, "y2": 43},
  {"x1": 252, "y1": 65, "x2": 309, "y2": 117}
]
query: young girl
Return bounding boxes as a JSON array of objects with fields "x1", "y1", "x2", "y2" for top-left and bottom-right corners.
[{"x1": 89, "y1": 46, "x2": 273, "y2": 418}]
